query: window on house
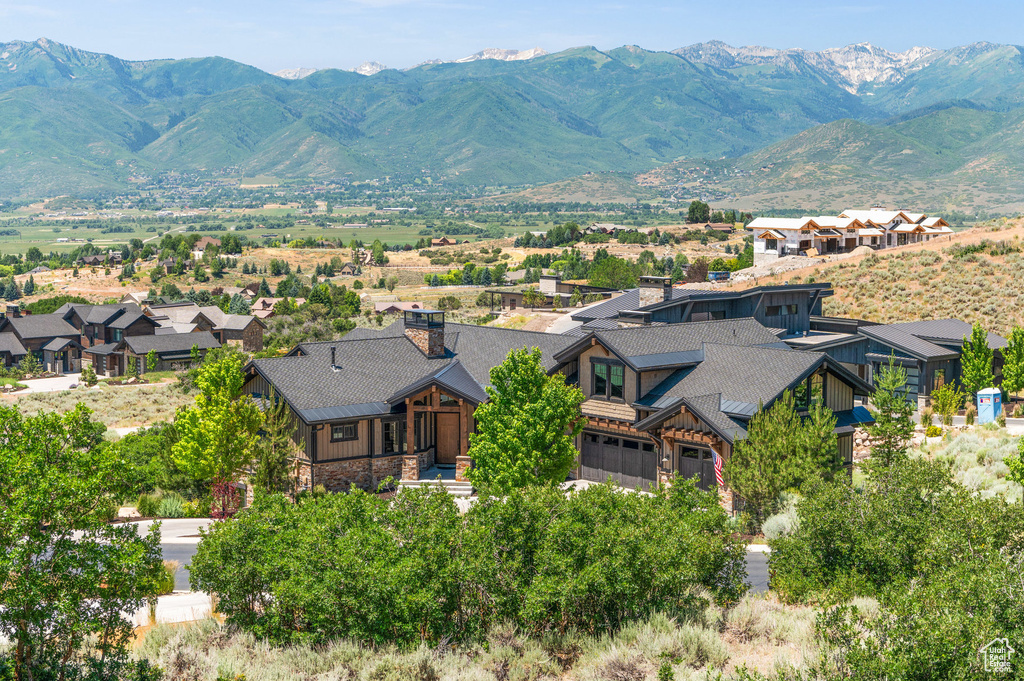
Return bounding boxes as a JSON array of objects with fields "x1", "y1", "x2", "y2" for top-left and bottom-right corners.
[
  {"x1": 330, "y1": 423, "x2": 358, "y2": 442},
  {"x1": 933, "y1": 368, "x2": 946, "y2": 392},
  {"x1": 593, "y1": 362, "x2": 625, "y2": 400},
  {"x1": 414, "y1": 412, "x2": 428, "y2": 450},
  {"x1": 766, "y1": 305, "x2": 781, "y2": 316},
  {"x1": 439, "y1": 393, "x2": 458, "y2": 407},
  {"x1": 765, "y1": 238, "x2": 777, "y2": 250},
  {"x1": 112, "y1": 329, "x2": 122, "y2": 342},
  {"x1": 383, "y1": 420, "x2": 405, "y2": 454}
]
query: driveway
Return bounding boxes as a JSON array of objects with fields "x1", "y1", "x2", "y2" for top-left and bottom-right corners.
[
  {"x1": 131, "y1": 519, "x2": 212, "y2": 591},
  {"x1": 18, "y1": 373, "x2": 83, "y2": 393}
]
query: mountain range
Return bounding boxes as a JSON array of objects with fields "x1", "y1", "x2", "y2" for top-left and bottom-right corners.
[{"x1": 2, "y1": 38, "x2": 1024, "y2": 203}]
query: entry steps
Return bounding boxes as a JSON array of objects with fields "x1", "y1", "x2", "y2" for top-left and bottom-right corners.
[{"x1": 398, "y1": 465, "x2": 473, "y2": 497}]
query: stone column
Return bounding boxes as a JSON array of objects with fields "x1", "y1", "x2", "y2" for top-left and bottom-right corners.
[
  {"x1": 455, "y1": 455, "x2": 471, "y2": 482},
  {"x1": 402, "y1": 454, "x2": 419, "y2": 481}
]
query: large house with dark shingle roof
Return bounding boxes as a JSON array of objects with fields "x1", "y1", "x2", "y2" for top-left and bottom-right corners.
[{"x1": 243, "y1": 309, "x2": 874, "y2": 508}]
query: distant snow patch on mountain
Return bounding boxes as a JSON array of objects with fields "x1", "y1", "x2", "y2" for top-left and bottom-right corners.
[
  {"x1": 354, "y1": 61, "x2": 387, "y2": 76},
  {"x1": 454, "y1": 47, "x2": 548, "y2": 63},
  {"x1": 674, "y1": 41, "x2": 937, "y2": 92},
  {"x1": 274, "y1": 67, "x2": 317, "y2": 80}
]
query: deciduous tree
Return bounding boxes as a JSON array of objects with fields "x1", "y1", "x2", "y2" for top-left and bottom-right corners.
[
  {"x1": 960, "y1": 322, "x2": 994, "y2": 396},
  {"x1": 467, "y1": 348, "x2": 586, "y2": 496},
  {"x1": 1001, "y1": 325, "x2": 1024, "y2": 398},
  {"x1": 0, "y1": 404, "x2": 163, "y2": 681},
  {"x1": 172, "y1": 355, "x2": 264, "y2": 517}
]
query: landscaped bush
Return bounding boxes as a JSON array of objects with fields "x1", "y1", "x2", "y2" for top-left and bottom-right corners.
[
  {"x1": 157, "y1": 492, "x2": 185, "y2": 519},
  {"x1": 770, "y1": 456, "x2": 1024, "y2": 676},
  {"x1": 190, "y1": 480, "x2": 746, "y2": 647}
]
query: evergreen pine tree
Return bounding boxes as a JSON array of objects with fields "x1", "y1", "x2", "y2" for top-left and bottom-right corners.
[
  {"x1": 23, "y1": 275, "x2": 35, "y2": 296},
  {"x1": 258, "y1": 278, "x2": 272, "y2": 298}
]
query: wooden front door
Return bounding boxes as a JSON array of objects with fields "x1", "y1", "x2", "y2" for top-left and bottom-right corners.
[{"x1": 436, "y1": 413, "x2": 460, "y2": 465}]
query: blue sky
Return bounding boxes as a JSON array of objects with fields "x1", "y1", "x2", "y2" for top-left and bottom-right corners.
[{"x1": 0, "y1": 0, "x2": 1020, "y2": 73}]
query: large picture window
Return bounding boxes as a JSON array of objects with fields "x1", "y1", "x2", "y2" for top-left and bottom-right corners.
[{"x1": 593, "y1": 361, "x2": 625, "y2": 400}]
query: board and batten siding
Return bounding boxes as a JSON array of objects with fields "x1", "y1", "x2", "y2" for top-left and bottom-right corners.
[
  {"x1": 579, "y1": 343, "x2": 637, "y2": 403},
  {"x1": 663, "y1": 410, "x2": 714, "y2": 435},
  {"x1": 317, "y1": 419, "x2": 370, "y2": 461},
  {"x1": 243, "y1": 371, "x2": 314, "y2": 456},
  {"x1": 826, "y1": 372, "x2": 854, "y2": 412}
]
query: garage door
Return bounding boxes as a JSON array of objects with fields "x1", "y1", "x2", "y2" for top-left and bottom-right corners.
[{"x1": 581, "y1": 432, "x2": 658, "y2": 491}]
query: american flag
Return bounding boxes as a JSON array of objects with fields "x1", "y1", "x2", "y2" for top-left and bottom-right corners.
[{"x1": 711, "y1": 448, "x2": 724, "y2": 488}]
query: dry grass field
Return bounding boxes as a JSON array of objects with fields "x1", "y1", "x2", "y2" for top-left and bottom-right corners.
[
  {"x1": 135, "y1": 592, "x2": 838, "y2": 681},
  {"x1": 8, "y1": 383, "x2": 190, "y2": 429}
]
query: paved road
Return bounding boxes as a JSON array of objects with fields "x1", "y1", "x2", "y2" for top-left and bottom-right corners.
[
  {"x1": 745, "y1": 548, "x2": 769, "y2": 593},
  {"x1": 129, "y1": 519, "x2": 211, "y2": 592}
]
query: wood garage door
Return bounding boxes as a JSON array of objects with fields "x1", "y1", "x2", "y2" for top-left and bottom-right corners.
[{"x1": 581, "y1": 432, "x2": 658, "y2": 491}]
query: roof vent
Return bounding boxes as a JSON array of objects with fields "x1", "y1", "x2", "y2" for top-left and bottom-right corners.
[{"x1": 330, "y1": 345, "x2": 339, "y2": 371}]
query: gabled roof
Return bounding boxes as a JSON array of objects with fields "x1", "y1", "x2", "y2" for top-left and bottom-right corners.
[
  {"x1": 633, "y1": 343, "x2": 873, "y2": 443},
  {"x1": 747, "y1": 217, "x2": 819, "y2": 231},
  {"x1": 123, "y1": 331, "x2": 221, "y2": 356},
  {"x1": 555, "y1": 318, "x2": 785, "y2": 370},
  {"x1": 839, "y1": 209, "x2": 915, "y2": 226},
  {"x1": 198, "y1": 306, "x2": 266, "y2": 331},
  {"x1": 386, "y1": 361, "x2": 489, "y2": 405},
  {"x1": 1, "y1": 314, "x2": 78, "y2": 340},
  {"x1": 0, "y1": 332, "x2": 27, "y2": 357},
  {"x1": 246, "y1": 321, "x2": 578, "y2": 424},
  {"x1": 42, "y1": 336, "x2": 81, "y2": 352}
]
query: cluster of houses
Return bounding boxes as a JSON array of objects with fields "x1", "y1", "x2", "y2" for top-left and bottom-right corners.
[
  {"x1": 749, "y1": 209, "x2": 954, "y2": 265},
  {"x1": 239, "y1": 275, "x2": 1006, "y2": 509},
  {"x1": 0, "y1": 299, "x2": 265, "y2": 377}
]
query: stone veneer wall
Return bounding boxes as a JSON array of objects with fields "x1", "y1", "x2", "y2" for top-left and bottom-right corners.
[
  {"x1": 404, "y1": 327, "x2": 444, "y2": 357},
  {"x1": 314, "y1": 455, "x2": 404, "y2": 492}
]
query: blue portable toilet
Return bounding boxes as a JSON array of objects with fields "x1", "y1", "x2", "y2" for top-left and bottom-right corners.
[{"x1": 977, "y1": 387, "x2": 1002, "y2": 424}]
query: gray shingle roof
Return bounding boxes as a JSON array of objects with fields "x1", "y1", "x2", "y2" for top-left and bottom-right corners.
[
  {"x1": 42, "y1": 337, "x2": 78, "y2": 352},
  {"x1": 124, "y1": 331, "x2": 221, "y2": 355},
  {"x1": 0, "y1": 332, "x2": 27, "y2": 356},
  {"x1": 250, "y1": 321, "x2": 579, "y2": 422},
  {"x1": 3, "y1": 315, "x2": 79, "y2": 340},
  {"x1": 594, "y1": 318, "x2": 784, "y2": 361}
]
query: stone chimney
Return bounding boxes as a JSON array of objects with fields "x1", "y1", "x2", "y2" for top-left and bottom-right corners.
[
  {"x1": 638, "y1": 276, "x2": 672, "y2": 308},
  {"x1": 404, "y1": 310, "x2": 446, "y2": 357}
]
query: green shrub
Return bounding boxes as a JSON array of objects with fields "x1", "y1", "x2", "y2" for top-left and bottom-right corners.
[
  {"x1": 190, "y1": 480, "x2": 746, "y2": 646},
  {"x1": 136, "y1": 492, "x2": 160, "y2": 518},
  {"x1": 157, "y1": 492, "x2": 185, "y2": 519},
  {"x1": 155, "y1": 560, "x2": 179, "y2": 595}
]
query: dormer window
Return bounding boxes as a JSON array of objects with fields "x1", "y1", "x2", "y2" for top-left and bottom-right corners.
[{"x1": 593, "y1": 360, "x2": 624, "y2": 401}]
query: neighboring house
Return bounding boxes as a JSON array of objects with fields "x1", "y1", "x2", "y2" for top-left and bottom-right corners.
[
  {"x1": 120, "y1": 291, "x2": 152, "y2": 306},
  {"x1": 0, "y1": 306, "x2": 81, "y2": 374},
  {"x1": 374, "y1": 301, "x2": 423, "y2": 314},
  {"x1": 121, "y1": 331, "x2": 222, "y2": 373},
  {"x1": 703, "y1": 222, "x2": 735, "y2": 234},
  {"x1": 145, "y1": 301, "x2": 265, "y2": 351},
  {"x1": 750, "y1": 210, "x2": 954, "y2": 265},
  {"x1": 78, "y1": 252, "x2": 123, "y2": 267},
  {"x1": 339, "y1": 262, "x2": 358, "y2": 276},
  {"x1": 56, "y1": 303, "x2": 159, "y2": 348},
  {"x1": 571, "y1": 278, "x2": 832, "y2": 336},
  {"x1": 159, "y1": 257, "x2": 191, "y2": 274},
  {"x1": 28, "y1": 265, "x2": 51, "y2": 274},
  {"x1": 193, "y1": 236, "x2": 221, "y2": 252},
  {"x1": 431, "y1": 237, "x2": 456, "y2": 247},
  {"x1": 241, "y1": 310, "x2": 874, "y2": 509},
  {"x1": 252, "y1": 297, "x2": 306, "y2": 320},
  {"x1": 487, "y1": 275, "x2": 617, "y2": 312}
]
